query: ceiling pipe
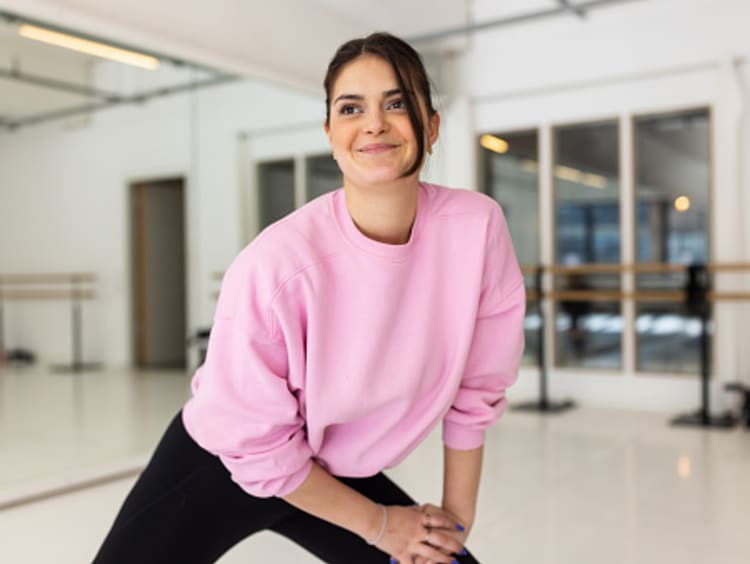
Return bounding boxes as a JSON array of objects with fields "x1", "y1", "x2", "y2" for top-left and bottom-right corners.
[
  {"x1": 558, "y1": 0, "x2": 587, "y2": 19},
  {"x1": 0, "y1": 67, "x2": 123, "y2": 102},
  {"x1": 407, "y1": 0, "x2": 642, "y2": 43},
  {"x1": 0, "y1": 74, "x2": 237, "y2": 131}
]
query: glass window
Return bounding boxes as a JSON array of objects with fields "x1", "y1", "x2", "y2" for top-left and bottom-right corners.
[
  {"x1": 634, "y1": 109, "x2": 710, "y2": 373},
  {"x1": 553, "y1": 121, "x2": 622, "y2": 369},
  {"x1": 481, "y1": 130, "x2": 539, "y2": 366},
  {"x1": 257, "y1": 159, "x2": 295, "y2": 229},
  {"x1": 306, "y1": 154, "x2": 341, "y2": 201}
]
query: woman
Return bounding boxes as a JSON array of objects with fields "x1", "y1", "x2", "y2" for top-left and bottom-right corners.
[{"x1": 94, "y1": 32, "x2": 525, "y2": 564}]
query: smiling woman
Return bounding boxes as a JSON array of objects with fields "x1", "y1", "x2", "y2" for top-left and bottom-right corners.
[{"x1": 94, "y1": 32, "x2": 525, "y2": 564}]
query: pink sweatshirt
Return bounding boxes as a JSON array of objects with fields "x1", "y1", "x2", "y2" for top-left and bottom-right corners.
[{"x1": 183, "y1": 182, "x2": 525, "y2": 498}]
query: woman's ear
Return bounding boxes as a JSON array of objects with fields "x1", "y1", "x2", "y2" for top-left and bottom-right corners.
[{"x1": 428, "y1": 112, "x2": 440, "y2": 148}]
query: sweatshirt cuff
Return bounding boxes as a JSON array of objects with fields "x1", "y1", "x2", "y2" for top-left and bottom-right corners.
[
  {"x1": 274, "y1": 457, "x2": 314, "y2": 497},
  {"x1": 442, "y1": 421, "x2": 486, "y2": 450}
]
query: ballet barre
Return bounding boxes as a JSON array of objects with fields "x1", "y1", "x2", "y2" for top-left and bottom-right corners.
[
  {"x1": 516, "y1": 261, "x2": 750, "y2": 428},
  {"x1": 0, "y1": 273, "x2": 100, "y2": 372}
]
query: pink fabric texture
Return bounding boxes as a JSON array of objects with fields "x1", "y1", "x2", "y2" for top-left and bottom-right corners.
[{"x1": 183, "y1": 183, "x2": 525, "y2": 497}]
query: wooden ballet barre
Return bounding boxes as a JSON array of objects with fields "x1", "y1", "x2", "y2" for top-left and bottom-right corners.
[
  {"x1": 547, "y1": 290, "x2": 685, "y2": 302},
  {"x1": 0, "y1": 289, "x2": 95, "y2": 300},
  {"x1": 527, "y1": 288, "x2": 750, "y2": 303},
  {"x1": 520, "y1": 262, "x2": 750, "y2": 275},
  {"x1": 707, "y1": 291, "x2": 750, "y2": 301},
  {"x1": 707, "y1": 262, "x2": 750, "y2": 272},
  {"x1": 0, "y1": 273, "x2": 97, "y2": 284},
  {"x1": 0, "y1": 272, "x2": 99, "y2": 372}
]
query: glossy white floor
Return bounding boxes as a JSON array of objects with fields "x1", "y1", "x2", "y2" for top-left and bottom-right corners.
[{"x1": 1, "y1": 365, "x2": 749, "y2": 564}]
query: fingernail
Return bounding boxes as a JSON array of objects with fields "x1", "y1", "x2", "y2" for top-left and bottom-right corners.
[
  {"x1": 455, "y1": 524, "x2": 465, "y2": 532},
  {"x1": 390, "y1": 559, "x2": 398, "y2": 564},
  {"x1": 460, "y1": 548, "x2": 468, "y2": 555},
  {"x1": 451, "y1": 560, "x2": 460, "y2": 564}
]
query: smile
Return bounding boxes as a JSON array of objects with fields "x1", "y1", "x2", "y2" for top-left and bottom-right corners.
[{"x1": 358, "y1": 143, "x2": 398, "y2": 154}]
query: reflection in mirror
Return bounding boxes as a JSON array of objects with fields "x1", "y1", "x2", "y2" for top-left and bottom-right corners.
[
  {"x1": 634, "y1": 109, "x2": 710, "y2": 373},
  {"x1": 480, "y1": 130, "x2": 539, "y2": 366},
  {"x1": 0, "y1": 11, "x2": 328, "y2": 507},
  {"x1": 0, "y1": 14, "x2": 231, "y2": 131},
  {"x1": 306, "y1": 154, "x2": 341, "y2": 202},
  {"x1": 258, "y1": 160, "x2": 296, "y2": 230},
  {"x1": 553, "y1": 121, "x2": 621, "y2": 369}
]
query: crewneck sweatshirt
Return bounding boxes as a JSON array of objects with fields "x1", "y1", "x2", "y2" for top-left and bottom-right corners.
[{"x1": 183, "y1": 182, "x2": 525, "y2": 498}]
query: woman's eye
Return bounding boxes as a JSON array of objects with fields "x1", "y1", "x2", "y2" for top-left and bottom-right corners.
[
  {"x1": 387, "y1": 99, "x2": 405, "y2": 110},
  {"x1": 339, "y1": 104, "x2": 361, "y2": 116}
]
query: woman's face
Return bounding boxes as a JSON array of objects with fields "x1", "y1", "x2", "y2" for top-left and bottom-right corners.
[{"x1": 324, "y1": 55, "x2": 438, "y2": 189}]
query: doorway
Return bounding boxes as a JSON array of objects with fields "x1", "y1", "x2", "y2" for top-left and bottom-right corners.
[{"x1": 130, "y1": 178, "x2": 187, "y2": 368}]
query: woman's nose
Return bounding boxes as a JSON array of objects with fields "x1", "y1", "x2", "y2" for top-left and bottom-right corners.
[{"x1": 364, "y1": 108, "x2": 387, "y2": 134}]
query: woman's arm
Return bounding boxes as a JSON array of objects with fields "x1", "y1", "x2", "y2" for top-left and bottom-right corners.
[
  {"x1": 283, "y1": 461, "x2": 465, "y2": 563},
  {"x1": 282, "y1": 462, "x2": 384, "y2": 542},
  {"x1": 442, "y1": 445, "x2": 483, "y2": 531}
]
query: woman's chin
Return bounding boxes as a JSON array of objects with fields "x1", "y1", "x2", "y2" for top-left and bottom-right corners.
[{"x1": 345, "y1": 167, "x2": 414, "y2": 188}]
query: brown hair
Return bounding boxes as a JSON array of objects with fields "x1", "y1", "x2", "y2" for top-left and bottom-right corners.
[{"x1": 324, "y1": 32, "x2": 436, "y2": 177}]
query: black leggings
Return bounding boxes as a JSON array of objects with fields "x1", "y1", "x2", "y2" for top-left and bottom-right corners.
[{"x1": 93, "y1": 412, "x2": 480, "y2": 564}]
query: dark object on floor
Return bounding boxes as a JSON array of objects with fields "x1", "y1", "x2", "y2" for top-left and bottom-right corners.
[
  {"x1": 725, "y1": 383, "x2": 750, "y2": 428},
  {"x1": 187, "y1": 327, "x2": 211, "y2": 368},
  {"x1": 3, "y1": 348, "x2": 37, "y2": 366}
]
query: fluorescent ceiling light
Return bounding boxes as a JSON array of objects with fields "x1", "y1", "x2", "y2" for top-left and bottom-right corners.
[
  {"x1": 581, "y1": 172, "x2": 608, "y2": 189},
  {"x1": 18, "y1": 24, "x2": 160, "y2": 70},
  {"x1": 555, "y1": 165, "x2": 582, "y2": 183},
  {"x1": 520, "y1": 159, "x2": 539, "y2": 174},
  {"x1": 555, "y1": 165, "x2": 608, "y2": 189},
  {"x1": 480, "y1": 134, "x2": 509, "y2": 154}
]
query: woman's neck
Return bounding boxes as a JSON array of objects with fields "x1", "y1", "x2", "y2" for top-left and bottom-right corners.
[{"x1": 343, "y1": 179, "x2": 419, "y2": 245}]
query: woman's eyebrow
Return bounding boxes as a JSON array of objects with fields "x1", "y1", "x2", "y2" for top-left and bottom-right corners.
[{"x1": 333, "y1": 88, "x2": 402, "y2": 105}]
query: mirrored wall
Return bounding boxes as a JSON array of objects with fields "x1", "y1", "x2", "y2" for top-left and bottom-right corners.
[
  {"x1": 634, "y1": 109, "x2": 710, "y2": 373},
  {"x1": 257, "y1": 153, "x2": 340, "y2": 231},
  {"x1": 481, "y1": 130, "x2": 540, "y2": 366},
  {"x1": 480, "y1": 108, "x2": 711, "y2": 375}
]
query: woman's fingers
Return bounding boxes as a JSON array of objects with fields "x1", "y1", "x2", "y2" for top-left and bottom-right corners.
[
  {"x1": 422, "y1": 510, "x2": 459, "y2": 531},
  {"x1": 423, "y1": 528, "x2": 465, "y2": 557},
  {"x1": 411, "y1": 539, "x2": 462, "y2": 564},
  {"x1": 380, "y1": 504, "x2": 466, "y2": 563}
]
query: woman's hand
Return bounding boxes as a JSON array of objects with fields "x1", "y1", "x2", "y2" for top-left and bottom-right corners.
[
  {"x1": 412, "y1": 503, "x2": 470, "y2": 564},
  {"x1": 377, "y1": 504, "x2": 466, "y2": 564}
]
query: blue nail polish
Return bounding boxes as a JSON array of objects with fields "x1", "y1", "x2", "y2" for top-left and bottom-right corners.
[
  {"x1": 460, "y1": 548, "x2": 468, "y2": 555},
  {"x1": 390, "y1": 559, "x2": 398, "y2": 564},
  {"x1": 455, "y1": 524, "x2": 465, "y2": 532},
  {"x1": 451, "y1": 560, "x2": 460, "y2": 564}
]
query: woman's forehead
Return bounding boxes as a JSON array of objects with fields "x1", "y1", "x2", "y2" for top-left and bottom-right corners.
[{"x1": 332, "y1": 55, "x2": 399, "y2": 95}]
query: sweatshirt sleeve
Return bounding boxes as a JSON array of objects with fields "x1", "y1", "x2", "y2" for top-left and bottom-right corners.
[
  {"x1": 442, "y1": 206, "x2": 526, "y2": 450},
  {"x1": 183, "y1": 249, "x2": 313, "y2": 498}
]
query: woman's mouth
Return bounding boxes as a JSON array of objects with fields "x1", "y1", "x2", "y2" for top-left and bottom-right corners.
[{"x1": 358, "y1": 143, "x2": 398, "y2": 154}]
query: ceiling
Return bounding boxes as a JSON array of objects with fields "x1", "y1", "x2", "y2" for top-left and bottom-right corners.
[{"x1": 0, "y1": 0, "x2": 637, "y2": 131}]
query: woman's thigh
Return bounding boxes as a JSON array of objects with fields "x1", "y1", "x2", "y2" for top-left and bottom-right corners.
[
  {"x1": 93, "y1": 412, "x2": 295, "y2": 564},
  {"x1": 94, "y1": 412, "x2": 481, "y2": 563}
]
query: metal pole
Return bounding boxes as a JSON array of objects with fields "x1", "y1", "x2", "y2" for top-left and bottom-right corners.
[
  {"x1": 0, "y1": 280, "x2": 5, "y2": 360},
  {"x1": 670, "y1": 264, "x2": 734, "y2": 428},
  {"x1": 536, "y1": 265, "x2": 548, "y2": 409},
  {"x1": 72, "y1": 276, "x2": 83, "y2": 371}
]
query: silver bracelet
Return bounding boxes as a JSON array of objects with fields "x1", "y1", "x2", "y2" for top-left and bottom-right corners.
[{"x1": 366, "y1": 504, "x2": 387, "y2": 546}]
